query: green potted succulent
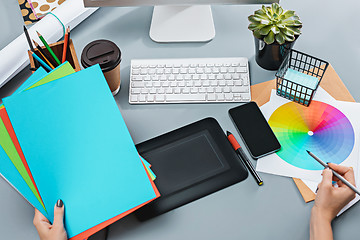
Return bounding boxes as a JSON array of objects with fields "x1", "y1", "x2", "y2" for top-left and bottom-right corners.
[{"x1": 248, "y1": 3, "x2": 302, "y2": 70}]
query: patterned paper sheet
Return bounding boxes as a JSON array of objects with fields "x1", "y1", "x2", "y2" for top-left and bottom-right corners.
[
  {"x1": 18, "y1": 0, "x2": 40, "y2": 25},
  {"x1": 28, "y1": 0, "x2": 67, "y2": 18}
]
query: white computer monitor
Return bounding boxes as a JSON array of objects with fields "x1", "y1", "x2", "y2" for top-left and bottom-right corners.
[{"x1": 83, "y1": 0, "x2": 278, "y2": 43}]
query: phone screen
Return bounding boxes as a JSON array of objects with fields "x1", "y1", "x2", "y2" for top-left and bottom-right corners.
[{"x1": 229, "y1": 102, "x2": 281, "y2": 159}]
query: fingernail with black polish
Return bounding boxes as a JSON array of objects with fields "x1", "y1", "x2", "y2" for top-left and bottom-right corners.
[{"x1": 56, "y1": 199, "x2": 63, "y2": 208}]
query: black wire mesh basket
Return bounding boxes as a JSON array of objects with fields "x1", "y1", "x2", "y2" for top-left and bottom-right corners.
[{"x1": 275, "y1": 49, "x2": 329, "y2": 106}]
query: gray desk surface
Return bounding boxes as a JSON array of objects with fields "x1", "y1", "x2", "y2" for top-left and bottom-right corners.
[{"x1": 1, "y1": 0, "x2": 360, "y2": 239}]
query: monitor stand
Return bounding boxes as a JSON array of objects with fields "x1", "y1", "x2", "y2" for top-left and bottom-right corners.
[{"x1": 149, "y1": 5, "x2": 216, "y2": 43}]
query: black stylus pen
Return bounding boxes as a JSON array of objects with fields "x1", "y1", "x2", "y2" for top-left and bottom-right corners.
[{"x1": 227, "y1": 131, "x2": 263, "y2": 186}]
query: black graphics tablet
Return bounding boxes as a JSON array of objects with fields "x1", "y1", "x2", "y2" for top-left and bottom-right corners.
[{"x1": 134, "y1": 117, "x2": 248, "y2": 221}]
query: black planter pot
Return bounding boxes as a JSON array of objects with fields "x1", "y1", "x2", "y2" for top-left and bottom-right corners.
[{"x1": 254, "y1": 36, "x2": 297, "y2": 71}]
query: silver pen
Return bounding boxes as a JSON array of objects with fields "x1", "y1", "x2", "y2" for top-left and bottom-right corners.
[{"x1": 307, "y1": 150, "x2": 360, "y2": 196}]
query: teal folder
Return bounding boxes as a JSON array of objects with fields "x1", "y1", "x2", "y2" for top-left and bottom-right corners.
[{"x1": 3, "y1": 65, "x2": 157, "y2": 238}]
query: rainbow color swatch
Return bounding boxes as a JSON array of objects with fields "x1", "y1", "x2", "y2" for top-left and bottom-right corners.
[{"x1": 268, "y1": 101, "x2": 355, "y2": 170}]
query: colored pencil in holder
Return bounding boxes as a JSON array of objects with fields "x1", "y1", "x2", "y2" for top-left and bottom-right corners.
[
  {"x1": 31, "y1": 51, "x2": 52, "y2": 72},
  {"x1": 33, "y1": 40, "x2": 56, "y2": 69},
  {"x1": 37, "y1": 31, "x2": 61, "y2": 65},
  {"x1": 62, "y1": 27, "x2": 70, "y2": 63},
  {"x1": 23, "y1": 26, "x2": 40, "y2": 68}
]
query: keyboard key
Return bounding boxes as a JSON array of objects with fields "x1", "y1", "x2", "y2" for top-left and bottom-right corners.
[
  {"x1": 178, "y1": 81, "x2": 185, "y2": 87},
  {"x1": 132, "y1": 82, "x2": 145, "y2": 88},
  {"x1": 130, "y1": 95, "x2": 138, "y2": 102},
  {"x1": 180, "y1": 68, "x2": 187, "y2": 74},
  {"x1": 217, "y1": 93, "x2": 225, "y2": 101},
  {"x1": 207, "y1": 94, "x2": 216, "y2": 101},
  {"x1": 192, "y1": 75, "x2": 200, "y2": 80},
  {"x1": 131, "y1": 89, "x2": 141, "y2": 94},
  {"x1": 226, "y1": 80, "x2": 234, "y2": 86},
  {"x1": 132, "y1": 69, "x2": 140, "y2": 75},
  {"x1": 132, "y1": 76, "x2": 142, "y2": 81},
  {"x1": 207, "y1": 87, "x2": 214, "y2": 93},
  {"x1": 234, "y1": 80, "x2": 242, "y2": 86},
  {"x1": 210, "y1": 80, "x2": 218, "y2": 86},
  {"x1": 219, "y1": 80, "x2": 226, "y2": 86},
  {"x1": 147, "y1": 95, "x2": 155, "y2": 102},
  {"x1": 232, "y1": 86, "x2": 249, "y2": 93},
  {"x1": 155, "y1": 95, "x2": 165, "y2": 102},
  {"x1": 224, "y1": 74, "x2": 232, "y2": 80},
  {"x1": 141, "y1": 89, "x2": 149, "y2": 94},
  {"x1": 196, "y1": 68, "x2": 204, "y2": 74},
  {"x1": 139, "y1": 95, "x2": 146, "y2": 102},
  {"x1": 194, "y1": 81, "x2": 202, "y2": 87},
  {"x1": 233, "y1": 74, "x2": 240, "y2": 79},
  {"x1": 191, "y1": 88, "x2": 198, "y2": 93},
  {"x1": 225, "y1": 93, "x2": 233, "y2": 100},
  {"x1": 183, "y1": 88, "x2": 190, "y2": 94}
]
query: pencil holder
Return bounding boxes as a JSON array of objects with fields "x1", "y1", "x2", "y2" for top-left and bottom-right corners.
[
  {"x1": 28, "y1": 39, "x2": 81, "y2": 72},
  {"x1": 275, "y1": 49, "x2": 329, "y2": 106}
]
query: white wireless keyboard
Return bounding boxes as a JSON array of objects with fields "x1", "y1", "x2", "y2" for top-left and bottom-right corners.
[{"x1": 129, "y1": 57, "x2": 251, "y2": 104}]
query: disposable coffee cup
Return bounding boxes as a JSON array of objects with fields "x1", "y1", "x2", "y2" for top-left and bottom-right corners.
[{"x1": 81, "y1": 40, "x2": 122, "y2": 96}]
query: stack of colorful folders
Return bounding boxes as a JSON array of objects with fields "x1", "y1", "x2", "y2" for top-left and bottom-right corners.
[{"x1": 0, "y1": 62, "x2": 160, "y2": 239}]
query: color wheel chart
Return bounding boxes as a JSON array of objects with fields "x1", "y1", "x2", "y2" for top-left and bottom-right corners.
[{"x1": 268, "y1": 101, "x2": 355, "y2": 170}]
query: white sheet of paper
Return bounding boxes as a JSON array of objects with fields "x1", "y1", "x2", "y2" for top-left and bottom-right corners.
[
  {"x1": 0, "y1": 0, "x2": 97, "y2": 88},
  {"x1": 257, "y1": 91, "x2": 360, "y2": 183}
]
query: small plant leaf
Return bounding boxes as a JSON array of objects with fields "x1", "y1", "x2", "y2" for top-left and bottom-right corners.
[
  {"x1": 262, "y1": 5, "x2": 273, "y2": 19},
  {"x1": 254, "y1": 13, "x2": 268, "y2": 20},
  {"x1": 253, "y1": 30, "x2": 262, "y2": 39},
  {"x1": 264, "y1": 31, "x2": 275, "y2": 44},
  {"x1": 248, "y1": 15, "x2": 261, "y2": 23},
  {"x1": 254, "y1": 9, "x2": 268, "y2": 18},
  {"x1": 283, "y1": 19, "x2": 302, "y2": 26},
  {"x1": 283, "y1": 10, "x2": 296, "y2": 19},
  {"x1": 275, "y1": 32, "x2": 285, "y2": 45},
  {"x1": 259, "y1": 25, "x2": 273, "y2": 35},
  {"x1": 284, "y1": 34, "x2": 295, "y2": 42},
  {"x1": 260, "y1": 19, "x2": 270, "y2": 25},
  {"x1": 249, "y1": 23, "x2": 266, "y2": 31},
  {"x1": 281, "y1": 28, "x2": 295, "y2": 37},
  {"x1": 287, "y1": 26, "x2": 301, "y2": 35},
  {"x1": 271, "y1": 26, "x2": 280, "y2": 34},
  {"x1": 271, "y1": 3, "x2": 282, "y2": 16}
]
